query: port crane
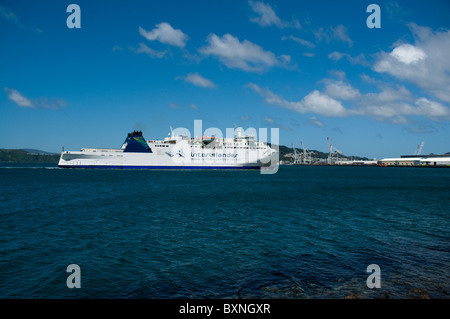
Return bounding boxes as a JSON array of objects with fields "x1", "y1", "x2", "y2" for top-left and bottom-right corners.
[
  {"x1": 300, "y1": 141, "x2": 317, "y2": 164},
  {"x1": 327, "y1": 137, "x2": 342, "y2": 164},
  {"x1": 291, "y1": 143, "x2": 301, "y2": 164},
  {"x1": 414, "y1": 142, "x2": 425, "y2": 156},
  {"x1": 291, "y1": 141, "x2": 317, "y2": 164}
]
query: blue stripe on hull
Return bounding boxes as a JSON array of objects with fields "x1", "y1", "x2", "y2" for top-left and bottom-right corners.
[{"x1": 58, "y1": 165, "x2": 260, "y2": 170}]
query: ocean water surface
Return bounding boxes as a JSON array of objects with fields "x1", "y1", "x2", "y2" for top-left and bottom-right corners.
[{"x1": 0, "y1": 163, "x2": 449, "y2": 299}]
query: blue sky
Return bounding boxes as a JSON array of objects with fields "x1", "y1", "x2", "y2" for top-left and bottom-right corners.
[{"x1": 1, "y1": 0, "x2": 449, "y2": 158}]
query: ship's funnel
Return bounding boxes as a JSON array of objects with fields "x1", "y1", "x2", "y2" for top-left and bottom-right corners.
[{"x1": 121, "y1": 131, "x2": 152, "y2": 153}]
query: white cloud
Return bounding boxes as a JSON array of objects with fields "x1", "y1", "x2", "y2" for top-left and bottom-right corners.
[
  {"x1": 306, "y1": 116, "x2": 324, "y2": 127},
  {"x1": 182, "y1": 73, "x2": 216, "y2": 88},
  {"x1": 4, "y1": 88, "x2": 34, "y2": 108},
  {"x1": 139, "y1": 22, "x2": 188, "y2": 48},
  {"x1": 353, "y1": 98, "x2": 450, "y2": 123},
  {"x1": 302, "y1": 90, "x2": 348, "y2": 116},
  {"x1": 414, "y1": 98, "x2": 449, "y2": 118},
  {"x1": 199, "y1": 33, "x2": 290, "y2": 72},
  {"x1": 168, "y1": 103, "x2": 199, "y2": 110},
  {"x1": 281, "y1": 35, "x2": 315, "y2": 49},
  {"x1": 246, "y1": 83, "x2": 348, "y2": 117},
  {"x1": 0, "y1": 5, "x2": 21, "y2": 25},
  {"x1": 328, "y1": 70, "x2": 347, "y2": 80},
  {"x1": 248, "y1": 1, "x2": 300, "y2": 29},
  {"x1": 4, "y1": 87, "x2": 66, "y2": 110},
  {"x1": 390, "y1": 44, "x2": 427, "y2": 64},
  {"x1": 262, "y1": 115, "x2": 292, "y2": 131},
  {"x1": 249, "y1": 0, "x2": 282, "y2": 27},
  {"x1": 328, "y1": 51, "x2": 368, "y2": 66},
  {"x1": 360, "y1": 74, "x2": 379, "y2": 84},
  {"x1": 321, "y1": 81, "x2": 450, "y2": 123},
  {"x1": 264, "y1": 116, "x2": 274, "y2": 123},
  {"x1": 247, "y1": 80, "x2": 450, "y2": 123},
  {"x1": 0, "y1": 4, "x2": 42, "y2": 33},
  {"x1": 332, "y1": 25, "x2": 353, "y2": 47},
  {"x1": 385, "y1": 1, "x2": 402, "y2": 20},
  {"x1": 404, "y1": 123, "x2": 437, "y2": 134},
  {"x1": 314, "y1": 25, "x2": 353, "y2": 47},
  {"x1": 351, "y1": 84, "x2": 450, "y2": 123},
  {"x1": 35, "y1": 98, "x2": 66, "y2": 110},
  {"x1": 324, "y1": 80, "x2": 360, "y2": 100},
  {"x1": 130, "y1": 43, "x2": 168, "y2": 58},
  {"x1": 362, "y1": 85, "x2": 412, "y2": 104},
  {"x1": 374, "y1": 23, "x2": 450, "y2": 103},
  {"x1": 328, "y1": 51, "x2": 344, "y2": 61}
]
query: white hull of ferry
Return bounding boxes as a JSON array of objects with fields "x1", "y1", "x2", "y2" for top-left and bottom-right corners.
[{"x1": 59, "y1": 137, "x2": 277, "y2": 170}]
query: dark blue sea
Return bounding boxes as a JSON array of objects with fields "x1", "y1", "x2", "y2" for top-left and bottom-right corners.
[{"x1": 0, "y1": 163, "x2": 449, "y2": 299}]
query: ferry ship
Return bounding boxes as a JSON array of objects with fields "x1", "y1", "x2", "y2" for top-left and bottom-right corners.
[{"x1": 58, "y1": 128, "x2": 278, "y2": 170}]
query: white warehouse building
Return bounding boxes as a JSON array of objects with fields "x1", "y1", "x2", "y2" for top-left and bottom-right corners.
[{"x1": 379, "y1": 154, "x2": 450, "y2": 167}]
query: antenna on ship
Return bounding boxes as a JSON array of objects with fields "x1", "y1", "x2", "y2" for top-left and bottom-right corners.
[{"x1": 169, "y1": 126, "x2": 174, "y2": 137}]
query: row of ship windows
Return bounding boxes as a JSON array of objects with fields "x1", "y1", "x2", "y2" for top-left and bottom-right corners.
[
  {"x1": 153, "y1": 144, "x2": 265, "y2": 149},
  {"x1": 192, "y1": 146, "x2": 266, "y2": 149}
]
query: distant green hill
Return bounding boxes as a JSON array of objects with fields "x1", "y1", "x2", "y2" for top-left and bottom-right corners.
[
  {"x1": 276, "y1": 144, "x2": 369, "y2": 162},
  {"x1": 0, "y1": 149, "x2": 60, "y2": 163},
  {"x1": 20, "y1": 148, "x2": 56, "y2": 155}
]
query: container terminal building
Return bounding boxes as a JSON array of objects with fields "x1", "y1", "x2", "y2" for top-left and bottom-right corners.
[{"x1": 379, "y1": 154, "x2": 450, "y2": 167}]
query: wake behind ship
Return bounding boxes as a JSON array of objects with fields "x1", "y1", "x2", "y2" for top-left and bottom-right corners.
[{"x1": 58, "y1": 129, "x2": 278, "y2": 170}]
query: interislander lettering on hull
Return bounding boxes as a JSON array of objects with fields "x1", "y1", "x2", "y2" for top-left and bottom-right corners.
[
  {"x1": 191, "y1": 153, "x2": 238, "y2": 158},
  {"x1": 58, "y1": 122, "x2": 279, "y2": 174}
]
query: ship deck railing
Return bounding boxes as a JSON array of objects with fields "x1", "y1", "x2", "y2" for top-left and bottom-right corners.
[{"x1": 80, "y1": 148, "x2": 123, "y2": 153}]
